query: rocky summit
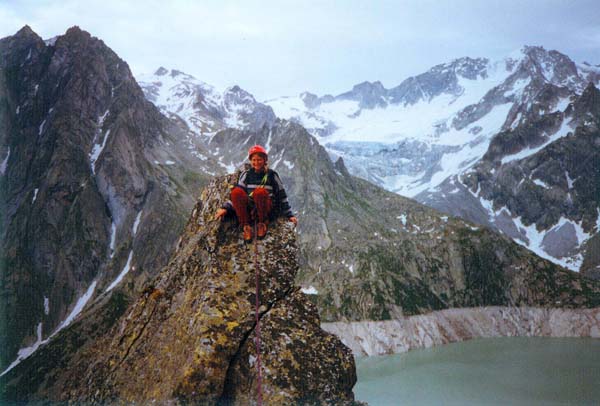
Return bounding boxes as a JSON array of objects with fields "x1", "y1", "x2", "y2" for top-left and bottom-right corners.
[
  {"x1": 1, "y1": 174, "x2": 357, "y2": 405},
  {"x1": 0, "y1": 25, "x2": 212, "y2": 370}
]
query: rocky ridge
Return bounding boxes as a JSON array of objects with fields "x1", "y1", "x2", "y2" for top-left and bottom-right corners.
[
  {"x1": 0, "y1": 26, "x2": 212, "y2": 370},
  {"x1": 3, "y1": 25, "x2": 600, "y2": 397},
  {"x1": 0, "y1": 174, "x2": 357, "y2": 404}
]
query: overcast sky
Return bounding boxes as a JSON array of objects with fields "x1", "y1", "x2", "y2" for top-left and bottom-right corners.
[{"x1": 2, "y1": 0, "x2": 599, "y2": 100}]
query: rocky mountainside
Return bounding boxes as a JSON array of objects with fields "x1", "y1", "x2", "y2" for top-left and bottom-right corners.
[
  {"x1": 3, "y1": 25, "x2": 600, "y2": 397},
  {"x1": 0, "y1": 175, "x2": 357, "y2": 405},
  {"x1": 134, "y1": 65, "x2": 600, "y2": 321},
  {"x1": 204, "y1": 121, "x2": 600, "y2": 323},
  {"x1": 420, "y1": 82, "x2": 600, "y2": 276},
  {"x1": 0, "y1": 26, "x2": 213, "y2": 371},
  {"x1": 265, "y1": 47, "x2": 600, "y2": 273}
]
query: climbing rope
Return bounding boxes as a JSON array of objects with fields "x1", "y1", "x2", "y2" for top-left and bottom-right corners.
[{"x1": 253, "y1": 219, "x2": 263, "y2": 406}]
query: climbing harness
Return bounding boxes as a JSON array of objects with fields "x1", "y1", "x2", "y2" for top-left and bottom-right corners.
[{"x1": 253, "y1": 218, "x2": 263, "y2": 406}]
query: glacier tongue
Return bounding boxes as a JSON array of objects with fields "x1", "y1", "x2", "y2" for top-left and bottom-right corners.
[{"x1": 322, "y1": 100, "x2": 513, "y2": 198}]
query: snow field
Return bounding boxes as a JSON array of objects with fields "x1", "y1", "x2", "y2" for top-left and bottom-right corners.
[{"x1": 1, "y1": 280, "x2": 98, "y2": 377}]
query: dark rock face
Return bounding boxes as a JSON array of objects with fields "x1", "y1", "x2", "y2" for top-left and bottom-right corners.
[
  {"x1": 520, "y1": 46, "x2": 582, "y2": 89},
  {"x1": 416, "y1": 57, "x2": 600, "y2": 274},
  {"x1": 389, "y1": 57, "x2": 488, "y2": 105},
  {"x1": 0, "y1": 26, "x2": 207, "y2": 369},
  {"x1": 1, "y1": 175, "x2": 357, "y2": 404},
  {"x1": 301, "y1": 91, "x2": 321, "y2": 109},
  {"x1": 223, "y1": 85, "x2": 277, "y2": 132},
  {"x1": 206, "y1": 121, "x2": 600, "y2": 322},
  {"x1": 454, "y1": 84, "x2": 600, "y2": 274},
  {"x1": 337, "y1": 81, "x2": 388, "y2": 109}
]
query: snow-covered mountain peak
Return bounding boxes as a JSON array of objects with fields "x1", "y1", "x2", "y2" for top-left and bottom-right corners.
[
  {"x1": 223, "y1": 85, "x2": 257, "y2": 105},
  {"x1": 435, "y1": 56, "x2": 490, "y2": 80},
  {"x1": 137, "y1": 68, "x2": 276, "y2": 135},
  {"x1": 337, "y1": 80, "x2": 388, "y2": 109},
  {"x1": 137, "y1": 68, "x2": 222, "y2": 136},
  {"x1": 299, "y1": 91, "x2": 322, "y2": 109},
  {"x1": 504, "y1": 46, "x2": 587, "y2": 92},
  {"x1": 264, "y1": 46, "x2": 599, "y2": 203}
]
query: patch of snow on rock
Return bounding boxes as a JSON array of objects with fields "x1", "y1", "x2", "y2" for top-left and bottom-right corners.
[
  {"x1": 1, "y1": 147, "x2": 10, "y2": 175},
  {"x1": 132, "y1": 211, "x2": 143, "y2": 236},
  {"x1": 106, "y1": 251, "x2": 134, "y2": 292},
  {"x1": 301, "y1": 286, "x2": 319, "y2": 295},
  {"x1": 109, "y1": 222, "x2": 117, "y2": 258}
]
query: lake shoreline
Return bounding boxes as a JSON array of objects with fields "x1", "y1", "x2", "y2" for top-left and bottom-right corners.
[{"x1": 322, "y1": 306, "x2": 600, "y2": 356}]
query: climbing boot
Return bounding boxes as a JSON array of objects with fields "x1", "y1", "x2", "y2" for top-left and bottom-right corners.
[
  {"x1": 243, "y1": 225, "x2": 253, "y2": 242},
  {"x1": 257, "y1": 222, "x2": 267, "y2": 239}
]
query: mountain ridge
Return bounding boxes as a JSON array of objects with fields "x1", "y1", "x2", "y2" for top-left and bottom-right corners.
[
  {"x1": 260, "y1": 46, "x2": 600, "y2": 274},
  {"x1": 3, "y1": 26, "x2": 600, "y2": 394},
  {"x1": 0, "y1": 25, "x2": 212, "y2": 370}
]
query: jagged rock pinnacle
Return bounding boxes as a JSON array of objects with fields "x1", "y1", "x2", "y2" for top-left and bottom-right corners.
[
  {"x1": 56, "y1": 173, "x2": 357, "y2": 404},
  {"x1": 14, "y1": 25, "x2": 36, "y2": 37}
]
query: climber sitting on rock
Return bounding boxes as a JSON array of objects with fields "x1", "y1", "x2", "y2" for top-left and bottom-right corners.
[{"x1": 216, "y1": 145, "x2": 298, "y2": 242}]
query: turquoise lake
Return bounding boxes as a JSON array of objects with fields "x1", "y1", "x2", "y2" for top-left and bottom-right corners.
[{"x1": 354, "y1": 337, "x2": 600, "y2": 405}]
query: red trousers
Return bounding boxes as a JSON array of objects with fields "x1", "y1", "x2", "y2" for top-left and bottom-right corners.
[{"x1": 230, "y1": 187, "x2": 272, "y2": 225}]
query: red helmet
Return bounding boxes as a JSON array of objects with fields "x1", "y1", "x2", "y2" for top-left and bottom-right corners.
[{"x1": 248, "y1": 145, "x2": 268, "y2": 160}]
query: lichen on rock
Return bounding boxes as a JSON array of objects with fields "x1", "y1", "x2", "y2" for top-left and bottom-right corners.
[{"x1": 55, "y1": 173, "x2": 357, "y2": 405}]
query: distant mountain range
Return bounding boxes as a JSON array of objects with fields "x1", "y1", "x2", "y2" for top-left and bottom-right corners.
[
  {"x1": 137, "y1": 47, "x2": 600, "y2": 276},
  {"x1": 264, "y1": 47, "x2": 600, "y2": 275}
]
